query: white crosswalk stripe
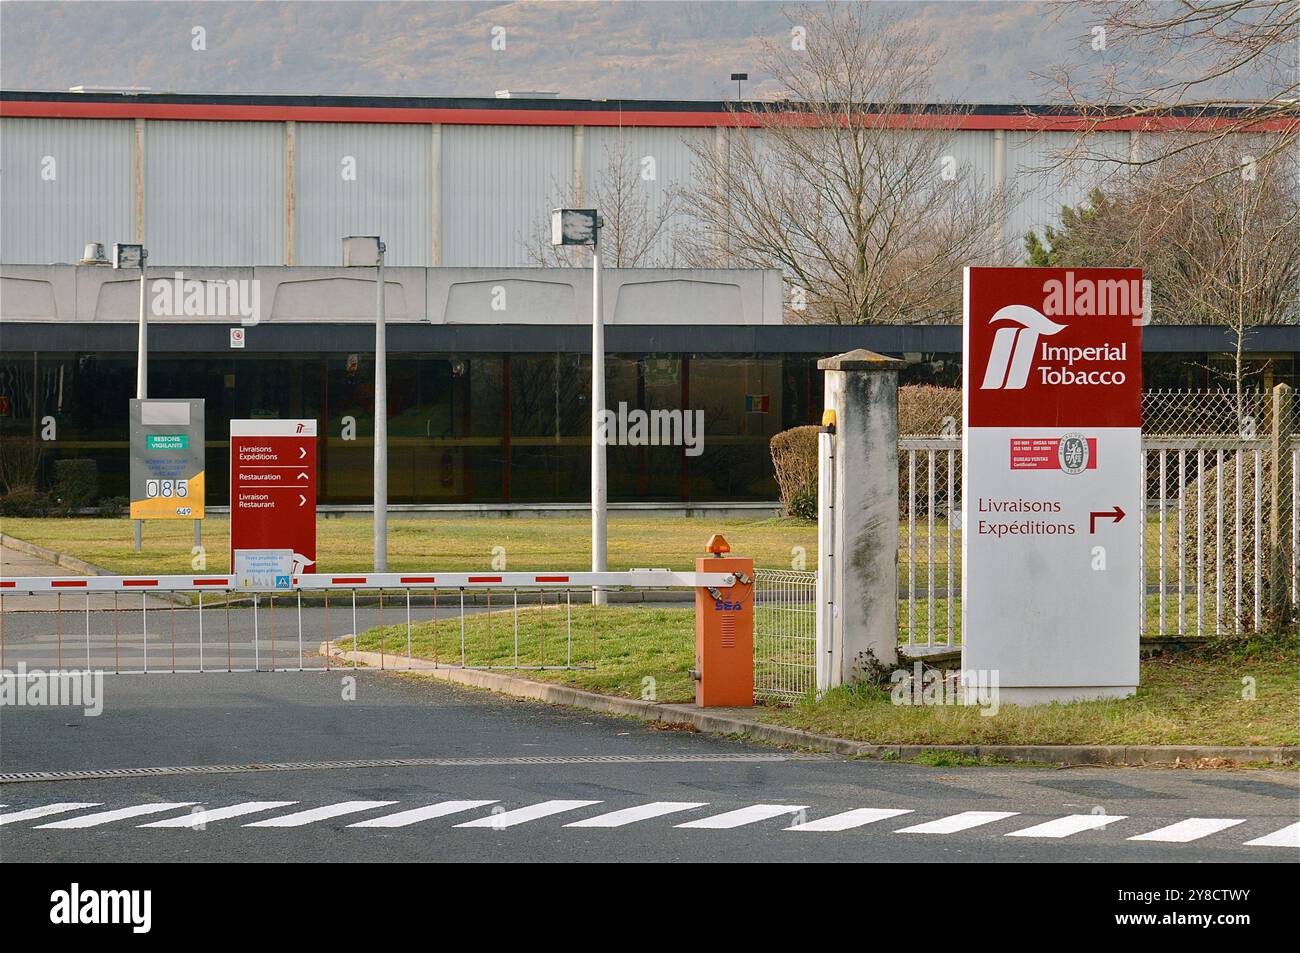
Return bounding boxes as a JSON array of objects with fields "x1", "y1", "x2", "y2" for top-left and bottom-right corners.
[
  {"x1": 787, "y1": 808, "x2": 913, "y2": 832},
  {"x1": 455, "y1": 799, "x2": 601, "y2": 828},
  {"x1": 244, "y1": 801, "x2": 397, "y2": 827},
  {"x1": 139, "y1": 801, "x2": 299, "y2": 828},
  {"x1": 34, "y1": 803, "x2": 196, "y2": 829},
  {"x1": 1128, "y1": 818, "x2": 1246, "y2": 843},
  {"x1": 8, "y1": 797, "x2": 1294, "y2": 848},
  {"x1": 676, "y1": 804, "x2": 809, "y2": 829},
  {"x1": 1006, "y1": 814, "x2": 1127, "y2": 838},
  {"x1": 0, "y1": 803, "x2": 101, "y2": 826},
  {"x1": 896, "y1": 811, "x2": 1020, "y2": 834},
  {"x1": 565, "y1": 801, "x2": 708, "y2": 828},
  {"x1": 349, "y1": 800, "x2": 499, "y2": 828},
  {"x1": 1243, "y1": 822, "x2": 1300, "y2": 848}
]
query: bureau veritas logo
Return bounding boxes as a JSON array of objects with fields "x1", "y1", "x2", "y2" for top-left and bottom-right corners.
[
  {"x1": 1058, "y1": 433, "x2": 1090, "y2": 474},
  {"x1": 964, "y1": 267, "x2": 1143, "y2": 430}
]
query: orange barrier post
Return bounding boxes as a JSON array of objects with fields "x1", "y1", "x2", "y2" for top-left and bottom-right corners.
[{"x1": 694, "y1": 534, "x2": 754, "y2": 707}]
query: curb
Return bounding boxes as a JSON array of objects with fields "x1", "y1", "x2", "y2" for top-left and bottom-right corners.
[
  {"x1": 0, "y1": 533, "x2": 191, "y2": 606},
  {"x1": 322, "y1": 643, "x2": 1299, "y2": 768},
  {"x1": 2, "y1": 532, "x2": 116, "y2": 577}
]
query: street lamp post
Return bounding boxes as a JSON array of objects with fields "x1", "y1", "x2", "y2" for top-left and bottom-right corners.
[
  {"x1": 343, "y1": 236, "x2": 388, "y2": 571},
  {"x1": 112, "y1": 243, "x2": 148, "y2": 551},
  {"x1": 551, "y1": 209, "x2": 606, "y2": 604}
]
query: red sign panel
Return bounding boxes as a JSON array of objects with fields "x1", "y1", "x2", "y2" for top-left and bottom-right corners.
[
  {"x1": 229, "y1": 419, "x2": 317, "y2": 572},
  {"x1": 964, "y1": 268, "x2": 1143, "y2": 428}
]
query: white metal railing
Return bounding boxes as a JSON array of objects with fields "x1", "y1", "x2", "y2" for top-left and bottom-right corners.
[
  {"x1": 754, "y1": 569, "x2": 817, "y2": 701},
  {"x1": 899, "y1": 437, "x2": 961, "y2": 651},
  {"x1": 897, "y1": 429, "x2": 1298, "y2": 645},
  {"x1": 1141, "y1": 440, "x2": 1298, "y2": 637},
  {"x1": 0, "y1": 570, "x2": 732, "y2": 676}
]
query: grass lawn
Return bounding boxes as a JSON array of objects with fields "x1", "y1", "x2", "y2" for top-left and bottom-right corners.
[
  {"x1": 337, "y1": 603, "x2": 697, "y2": 701},
  {"x1": 760, "y1": 640, "x2": 1300, "y2": 747},
  {"x1": 339, "y1": 604, "x2": 1299, "y2": 747},
  {"x1": 0, "y1": 515, "x2": 817, "y2": 574}
]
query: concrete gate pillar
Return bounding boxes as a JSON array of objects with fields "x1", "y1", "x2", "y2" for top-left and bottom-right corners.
[{"x1": 816, "y1": 349, "x2": 902, "y2": 688}]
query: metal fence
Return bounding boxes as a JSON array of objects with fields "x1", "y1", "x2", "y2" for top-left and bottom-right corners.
[
  {"x1": 753, "y1": 569, "x2": 817, "y2": 701},
  {"x1": 897, "y1": 388, "x2": 1299, "y2": 648},
  {"x1": 1141, "y1": 390, "x2": 1298, "y2": 637},
  {"x1": 899, "y1": 438, "x2": 963, "y2": 651}
]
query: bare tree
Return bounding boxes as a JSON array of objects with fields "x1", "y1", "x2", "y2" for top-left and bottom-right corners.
[
  {"x1": 1027, "y1": 145, "x2": 1300, "y2": 404},
  {"x1": 679, "y1": 3, "x2": 1005, "y2": 325},
  {"x1": 1047, "y1": 0, "x2": 1299, "y2": 187},
  {"x1": 523, "y1": 136, "x2": 682, "y2": 268}
]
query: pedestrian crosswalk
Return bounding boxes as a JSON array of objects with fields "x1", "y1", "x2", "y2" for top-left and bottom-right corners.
[
  {"x1": 1005, "y1": 814, "x2": 1127, "y2": 838},
  {"x1": 896, "y1": 810, "x2": 1019, "y2": 834},
  {"x1": 244, "y1": 800, "x2": 397, "y2": 828},
  {"x1": 454, "y1": 799, "x2": 600, "y2": 828},
  {"x1": 1128, "y1": 817, "x2": 1246, "y2": 843},
  {"x1": 33, "y1": 802, "x2": 195, "y2": 829},
  {"x1": 0, "y1": 798, "x2": 1295, "y2": 847}
]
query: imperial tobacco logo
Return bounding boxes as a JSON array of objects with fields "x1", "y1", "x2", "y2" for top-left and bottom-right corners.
[{"x1": 979, "y1": 305, "x2": 1066, "y2": 390}]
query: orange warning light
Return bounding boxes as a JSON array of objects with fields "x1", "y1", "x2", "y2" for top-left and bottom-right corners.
[{"x1": 705, "y1": 534, "x2": 731, "y2": 556}]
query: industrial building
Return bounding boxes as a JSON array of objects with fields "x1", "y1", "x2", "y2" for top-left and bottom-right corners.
[{"x1": 1, "y1": 90, "x2": 1295, "y2": 507}]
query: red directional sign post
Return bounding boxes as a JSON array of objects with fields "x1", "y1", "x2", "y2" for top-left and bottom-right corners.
[
  {"x1": 230, "y1": 419, "x2": 318, "y2": 577},
  {"x1": 962, "y1": 267, "x2": 1143, "y2": 704}
]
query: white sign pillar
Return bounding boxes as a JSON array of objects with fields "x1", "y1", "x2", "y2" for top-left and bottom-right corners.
[{"x1": 962, "y1": 267, "x2": 1144, "y2": 703}]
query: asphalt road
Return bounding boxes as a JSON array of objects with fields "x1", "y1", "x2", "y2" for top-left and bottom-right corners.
[{"x1": 1, "y1": 668, "x2": 1297, "y2": 863}]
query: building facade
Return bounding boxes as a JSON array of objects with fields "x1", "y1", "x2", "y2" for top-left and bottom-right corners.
[
  {"x1": 1, "y1": 91, "x2": 1295, "y2": 507},
  {"x1": 0, "y1": 91, "x2": 1221, "y2": 270}
]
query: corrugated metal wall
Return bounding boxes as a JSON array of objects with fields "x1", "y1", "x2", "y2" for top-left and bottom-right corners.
[
  {"x1": 295, "y1": 122, "x2": 431, "y2": 267},
  {"x1": 441, "y1": 125, "x2": 572, "y2": 267},
  {"x1": 145, "y1": 120, "x2": 284, "y2": 266},
  {"x1": 938, "y1": 129, "x2": 997, "y2": 190},
  {"x1": 1005, "y1": 130, "x2": 1129, "y2": 251},
  {"x1": 0, "y1": 117, "x2": 1169, "y2": 269},
  {"x1": 583, "y1": 126, "x2": 709, "y2": 267},
  {"x1": 0, "y1": 118, "x2": 134, "y2": 264}
]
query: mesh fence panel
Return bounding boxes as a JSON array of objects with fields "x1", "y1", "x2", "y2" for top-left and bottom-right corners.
[{"x1": 896, "y1": 388, "x2": 1298, "y2": 643}]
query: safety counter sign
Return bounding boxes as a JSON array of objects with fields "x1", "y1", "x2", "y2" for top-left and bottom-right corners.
[
  {"x1": 129, "y1": 399, "x2": 205, "y2": 519},
  {"x1": 962, "y1": 267, "x2": 1143, "y2": 704}
]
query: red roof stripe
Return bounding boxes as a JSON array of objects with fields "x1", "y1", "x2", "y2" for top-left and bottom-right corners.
[{"x1": 1, "y1": 99, "x2": 1291, "y2": 132}]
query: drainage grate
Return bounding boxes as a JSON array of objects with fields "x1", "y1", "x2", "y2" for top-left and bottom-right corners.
[{"x1": 0, "y1": 752, "x2": 810, "y2": 784}]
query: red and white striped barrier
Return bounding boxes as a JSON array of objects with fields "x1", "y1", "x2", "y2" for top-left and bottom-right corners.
[{"x1": 0, "y1": 569, "x2": 735, "y2": 595}]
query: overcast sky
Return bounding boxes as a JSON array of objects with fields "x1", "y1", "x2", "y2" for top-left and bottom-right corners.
[{"x1": 0, "y1": 1, "x2": 1270, "y2": 103}]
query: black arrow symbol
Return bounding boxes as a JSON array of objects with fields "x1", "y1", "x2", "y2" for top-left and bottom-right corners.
[{"x1": 1089, "y1": 506, "x2": 1125, "y2": 533}]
